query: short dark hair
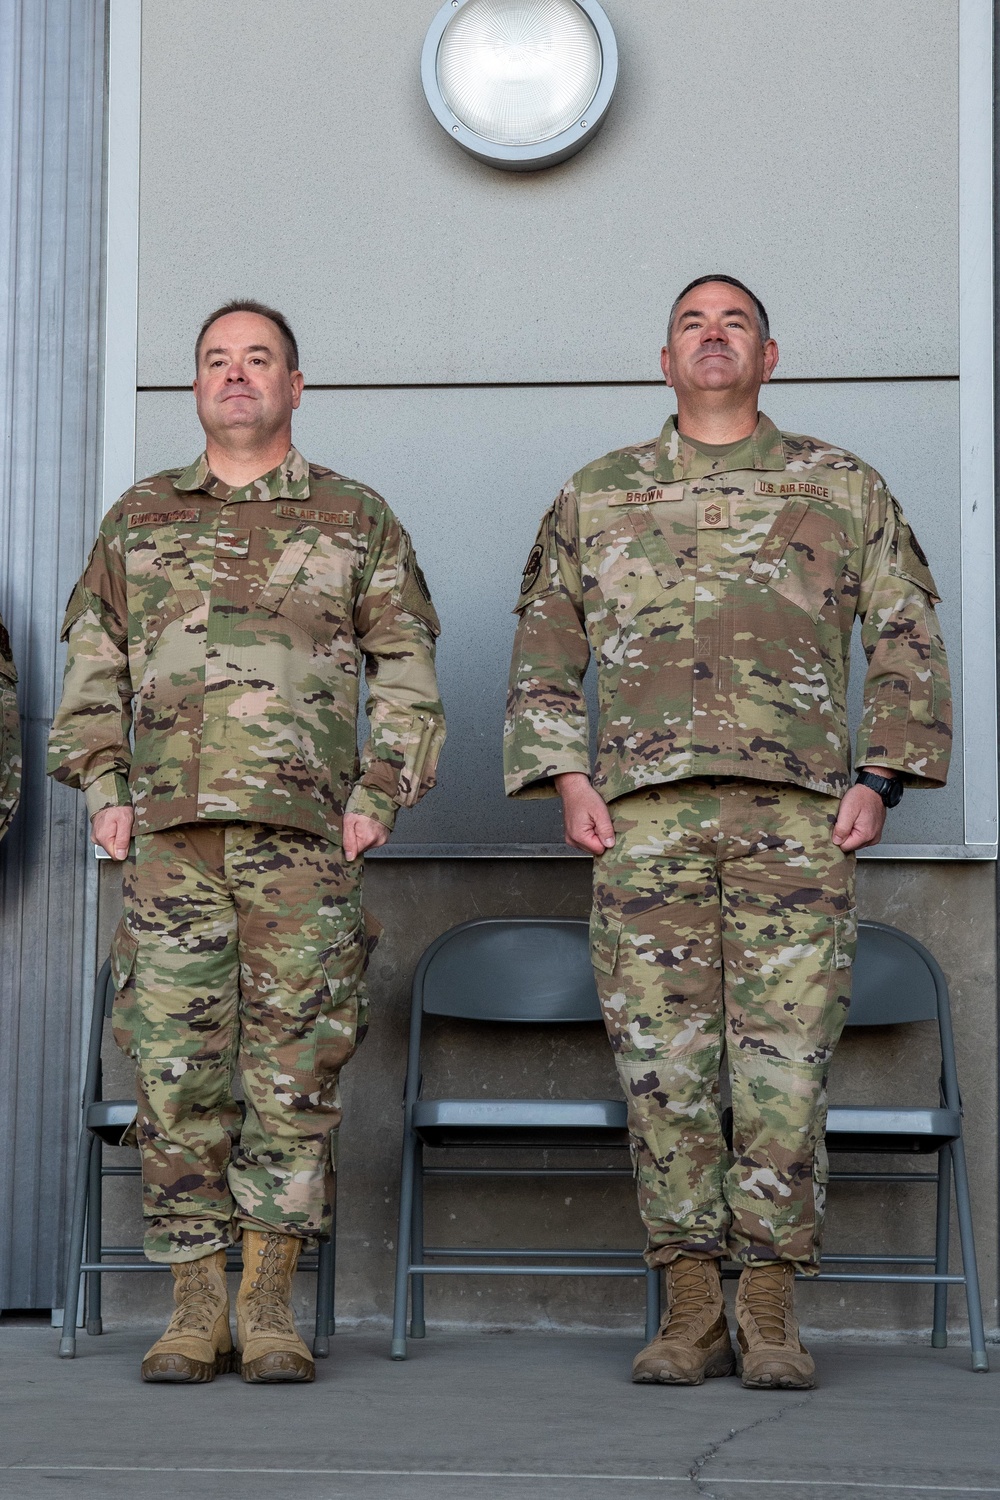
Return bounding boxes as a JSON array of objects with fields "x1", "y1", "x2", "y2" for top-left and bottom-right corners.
[
  {"x1": 195, "y1": 298, "x2": 300, "y2": 372},
  {"x1": 667, "y1": 274, "x2": 770, "y2": 343}
]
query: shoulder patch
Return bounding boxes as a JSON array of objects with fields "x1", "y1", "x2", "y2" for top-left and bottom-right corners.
[
  {"x1": 128, "y1": 508, "x2": 200, "y2": 527},
  {"x1": 520, "y1": 544, "x2": 544, "y2": 594},
  {"x1": 278, "y1": 503, "x2": 354, "y2": 525},
  {"x1": 754, "y1": 480, "x2": 831, "y2": 501}
]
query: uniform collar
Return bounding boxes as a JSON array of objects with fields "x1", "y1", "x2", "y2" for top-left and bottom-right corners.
[
  {"x1": 172, "y1": 446, "x2": 312, "y2": 503},
  {"x1": 653, "y1": 412, "x2": 787, "y2": 482}
]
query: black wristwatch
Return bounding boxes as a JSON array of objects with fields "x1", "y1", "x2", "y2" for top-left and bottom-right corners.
[{"x1": 855, "y1": 770, "x2": 904, "y2": 808}]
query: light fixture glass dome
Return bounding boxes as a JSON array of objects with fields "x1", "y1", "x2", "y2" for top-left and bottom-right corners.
[{"x1": 437, "y1": 0, "x2": 603, "y2": 147}]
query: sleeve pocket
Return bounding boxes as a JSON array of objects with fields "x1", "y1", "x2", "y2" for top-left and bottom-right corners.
[{"x1": 892, "y1": 522, "x2": 941, "y2": 604}]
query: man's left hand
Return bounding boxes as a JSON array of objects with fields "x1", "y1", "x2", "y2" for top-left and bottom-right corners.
[
  {"x1": 832, "y1": 785, "x2": 887, "y2": 852},
  {"x1": 343, "y1": 812, "x2": 390, "y2": 863}
]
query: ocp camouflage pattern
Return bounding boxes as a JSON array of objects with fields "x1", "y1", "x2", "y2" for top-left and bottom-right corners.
[
  {"x1": 0, "y1": 611, "x2": 21, "y2": 840},
  {"x1": 48, "y1": 447, "x2": 445, "y2": 843},
  {"x1": 591, "y1": 779, "x2": 855, "y2": 1270},
  {"x1": 505, "y1": 414, "x2": 951, "y2": 801},
  {"x1": 111, "y1": 822, "x2": 370, "y2": 1261}
]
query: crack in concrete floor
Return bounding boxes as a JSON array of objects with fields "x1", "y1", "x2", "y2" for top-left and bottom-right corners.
[{"x1": 686, "y1": 1393, "x2": 814, "y2": 1496}]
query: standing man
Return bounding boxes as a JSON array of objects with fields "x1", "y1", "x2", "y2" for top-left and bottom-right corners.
[
  {"x1": 504, "y1": 276, "x2": 950, "y2": 1390},
  {"x1": 0, "y1": 611, "x2": 21, "y2": 840},
  {"x1": 49, "y1": 300, "x2": 445, "y2": 1385}
]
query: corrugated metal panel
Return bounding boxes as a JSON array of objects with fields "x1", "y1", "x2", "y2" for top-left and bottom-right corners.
[{"x1": 0, "y1": 0, "x2": 106, "y2": 1309}]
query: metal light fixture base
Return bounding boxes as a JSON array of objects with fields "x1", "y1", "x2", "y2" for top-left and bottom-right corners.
[{"x1": 421, "y1": 0, "x2": 619, "y2": 173}]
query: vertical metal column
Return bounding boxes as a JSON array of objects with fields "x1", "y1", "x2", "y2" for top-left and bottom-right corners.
[{"x1": 0, "y1": 0, "x2": 107, "y2": 1310}]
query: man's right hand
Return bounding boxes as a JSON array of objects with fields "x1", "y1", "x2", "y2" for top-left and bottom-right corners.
[
  {"x1": 92, "y1": 805, "x2": 134, "y2": 861},
  {"x1": 554, "y1": 772, "x2": 616, "y2": 856}
]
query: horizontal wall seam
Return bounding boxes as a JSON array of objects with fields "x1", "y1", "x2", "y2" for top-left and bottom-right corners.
[{"x1": 137, "y1": 375, "x2": 960, "y2": 394}]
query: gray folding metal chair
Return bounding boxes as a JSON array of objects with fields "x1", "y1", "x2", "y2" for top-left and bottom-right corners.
[
  {"x1": 59, "y1": 958, "x2": 336, "y2": 1358},
  {"x1": 814, "y1": 920, "x2": 988, "y2": 1371},
  {"x1": 390, "y1": 917, "x2": 660, "y2": 1360}
]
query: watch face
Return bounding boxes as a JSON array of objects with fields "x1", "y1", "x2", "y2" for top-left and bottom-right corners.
[{"x1": 861, "y1": 772, "x2": 902, "y2": 806}]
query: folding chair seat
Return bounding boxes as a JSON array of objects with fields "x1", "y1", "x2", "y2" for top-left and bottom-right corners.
[
  {"x1": 813, "y1": 920, "x2": 988, "y2": 1372},
  {"x1": 390, "y1": 918, "x2": 660, "y2": 1360},
  {"x1": 59, "y1": 958, "x2": 336, "y2": 1358}
]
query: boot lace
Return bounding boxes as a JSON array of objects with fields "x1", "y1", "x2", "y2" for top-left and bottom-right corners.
[
  {"x1": 246, "y1": 1234, "x2": 296, "y2": 1335},
  {"x1": 169, "y1": 1261, "x2": 221, "y2": 1335},
  {"x1": 744, "y1": 1265, "x2": 791, "y2": 1343},
  {"x1": 660, "y1": 1260, "x2": 717, "y2": 1339}
]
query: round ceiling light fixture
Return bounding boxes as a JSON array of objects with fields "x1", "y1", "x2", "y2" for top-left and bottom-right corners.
[{"x1": 421, "y1": 0, "x2": 619, "y2": 171}]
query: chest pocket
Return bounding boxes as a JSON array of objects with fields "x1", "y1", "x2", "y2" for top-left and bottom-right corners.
[
  {"x1": 125, "y1": 524, "x2": 206, "y2": 647},
  {"x1": 590, "y1": 489, "x2": 685, "y2": 627},
  {"x1": 748, "y1": 500, "x2": 852, "y2": 622},
  {"x1": 259, "y1": 525, "x2": 358, "y2": 648},
  {"x1": 621, "y1": 504, "x2": 683, "y2": 590}
]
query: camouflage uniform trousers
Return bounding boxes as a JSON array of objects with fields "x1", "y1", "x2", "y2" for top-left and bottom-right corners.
[
  {"x1": 589, "y1": 779, "x2": 857, "y2": 1272},
  {"x1": 109, "y1": 822, "x2": 370, "y2": 1262}
]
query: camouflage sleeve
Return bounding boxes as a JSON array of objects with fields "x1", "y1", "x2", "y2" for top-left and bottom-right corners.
[
  {"x1": 503, "y1": 482, "x2": 590, "y2": 799},
  {"x1": 345, "y1": 506, "x2": 446, "y2": 829},
  {"x1": 0, "y1": 614, "x2": 22, "y2": 841},
  {"x1": 46, "y1": 516, "x2": 135, "y2": 818},
  {"x1": 854, "y1": 470, "x2": 952, "y2": 787}
]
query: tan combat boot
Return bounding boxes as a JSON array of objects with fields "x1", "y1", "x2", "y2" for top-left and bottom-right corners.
[
  {"x1": 735, "y1": 1263, "x2": 816, "y2": 1390},
  {"x1": 140, "y1": 1249, "x2": 233, "y2": 1382},
  {"x1": 631, "y1": 1256, "x2": 735, "y2": 1385},
  {"x1": 235, "y1": 1229, "x2": 315, "y2": 1383}
]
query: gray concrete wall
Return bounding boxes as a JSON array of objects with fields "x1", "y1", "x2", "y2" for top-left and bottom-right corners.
[
  {"x1": 94, "y1": 857, "x2": 998, "y2": 1339},
  {"x1": 137, "y1": 0, "x2": 958, "y2": 383}
]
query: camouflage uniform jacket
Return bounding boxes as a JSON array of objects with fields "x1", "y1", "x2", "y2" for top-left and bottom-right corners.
[
  {"x1": 0, "y1": 612, "x2": 21, "y2": 840},
  {"x1": 48, "y1": 448, "x2": 445, "y2": 842},
  {"x1": 505, "y1": 414, "x2": 951, "y2": 803}
]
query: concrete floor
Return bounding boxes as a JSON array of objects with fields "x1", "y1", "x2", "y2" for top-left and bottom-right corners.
[{"x1": 0, "y1": 1328, "x2": 994, "y2": 1500}]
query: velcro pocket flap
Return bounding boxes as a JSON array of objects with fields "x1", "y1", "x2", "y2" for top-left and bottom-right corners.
[
  {"x1": 258, "y1": 528, "x2": 319, "y2": 614},
  {"x1": 623, "y1": 505, "x2": 683, "y2": 588},
  {"x1": 748, "y1": 499, "x2": 809, "y2": 582},
  {"x1": 833, "y1": 908, "x2": 858, "y2": 971},
  {"x1": 109, "y1": 921, "x2": 139, "y2": 994},
  {"x1": 589, "y1": 907, "x2": 622, "y2": 976},
  {"x1": 892, "y1": 521, "x2": 941, "y2": 603}
]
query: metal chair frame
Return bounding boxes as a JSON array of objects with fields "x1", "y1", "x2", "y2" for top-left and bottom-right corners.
[
  {"x1": 804, "y1": 920, "x2": 987, "y2": 1371},
  {"x1": 390, "y1": 918, "x2": 661, "y2": 1361},
  {"x1": 59, "y1": 958, "x2": 335, "y2": 1358}
]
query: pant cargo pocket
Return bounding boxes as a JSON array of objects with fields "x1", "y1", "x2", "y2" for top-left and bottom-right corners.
[
  {"x1": 315, "y1": 919, "x2": 369, "y2": 1080},
  {"x1": 109, "y1": 919, "x2": 142, "y2": 1062}
]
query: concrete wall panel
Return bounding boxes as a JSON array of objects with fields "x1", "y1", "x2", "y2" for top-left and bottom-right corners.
[{"x1": 137, "y1": 0, "x2": 958, "y2": 385}]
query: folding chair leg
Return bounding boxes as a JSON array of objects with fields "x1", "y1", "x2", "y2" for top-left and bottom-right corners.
[
  {"x1": 59, "y1": 1131, "x2": 98, "y2": 1358},
  {"x1": 644, "y1": 1265, "x2": 661, "y2": 1343},
  {"x1": 409, "y1": 1141, "x2": 426, "y2": 1339},
  {"x1": 313, "y1": 1236, "x2": 334, "y2": 1358},
  {"x1": 390, "y1": 1123, "x2": 417, "y2": 1360},
  {"x1": 949, "y1": 1137, "x2": 989, "y2": 1371},
  {"x1": 84, "y1": 1137, "x2": 103, "y2": 1336},
  {"x1": 932, "y1": 1145, "x2": 951, "y2": 1349}
]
